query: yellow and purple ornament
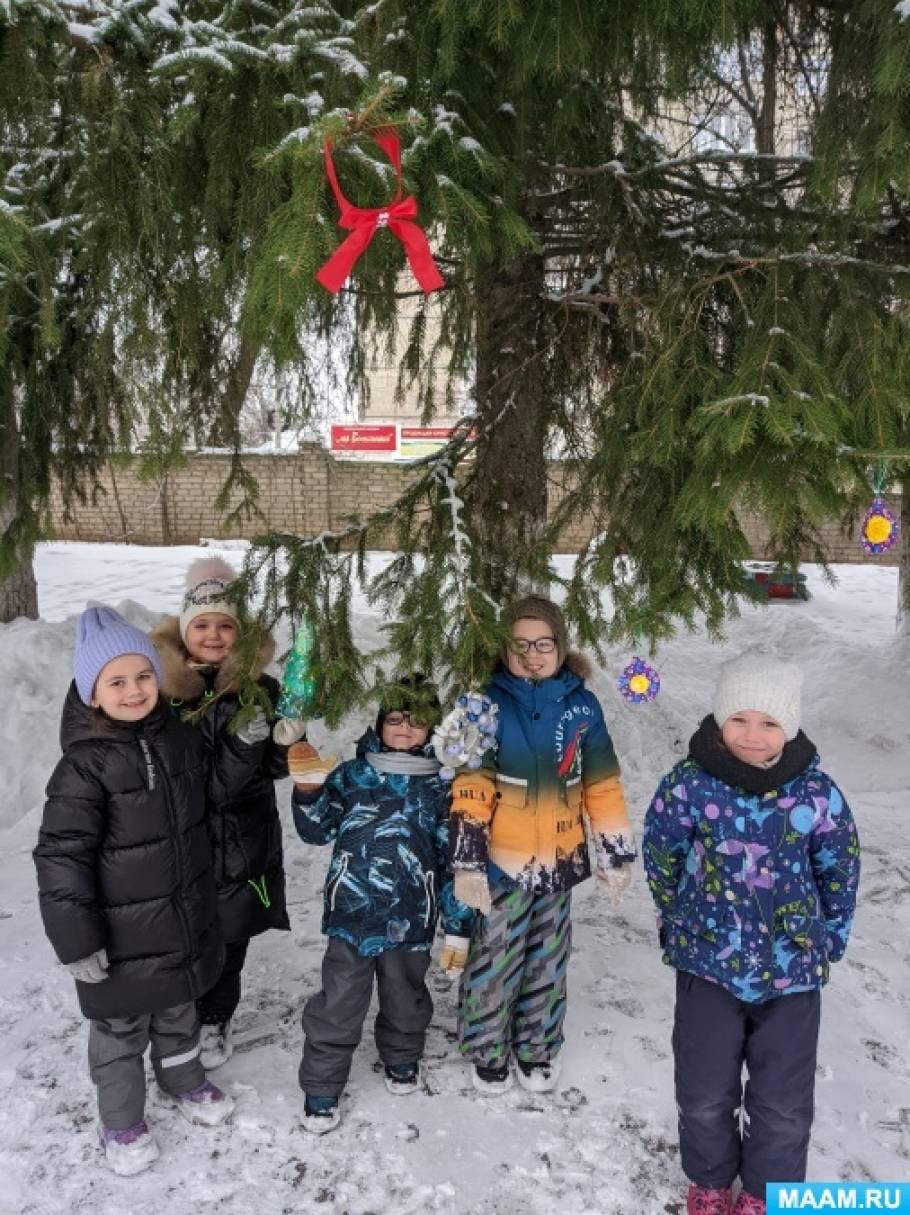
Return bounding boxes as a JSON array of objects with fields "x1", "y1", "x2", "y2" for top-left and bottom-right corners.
[
  {"x1": 860, "y1": 497, "x2": 898, "y2": 555},
  {"x1": 618, "y1": 656, "x2": 660, "y2": 704}
]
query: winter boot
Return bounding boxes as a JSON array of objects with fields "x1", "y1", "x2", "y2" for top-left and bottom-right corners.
[
  {"x1": 199, "y1": 1021, "x2": 233, "y2": 1070},
  {"x1": 173, "y1": 1079, "x2": 234, "y2": 1127},
  {"x1": 472, "y1": 1063, "x2": 513, "y2": 1096},
  {"x1": 302, "y1": 1094, "x2": 341, "y2": 1134},
  {"x1": 687, "y1": 1184, "x2": 733, "y2": 1215},
  {"x1": 732, "y1": 1192, "x2": 765, "y2": 1214},
  {"x1": 514, "y1": 1057, "x2": 561, "y2": 1094},
  {"x1": 98, "y1": 1121, "x2": 160, "y2": 1176},
  {"x1": 384, "y1": 1062, "x2": 421, "y2": 1095}
]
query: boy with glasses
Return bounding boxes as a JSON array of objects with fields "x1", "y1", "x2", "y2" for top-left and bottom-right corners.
[
  {"x1": 288, "y1": 675, "x2": 472, "y2": 1132},
  {"x1": 449, "y1": 596, "x2": 636, "y2": 1094}
]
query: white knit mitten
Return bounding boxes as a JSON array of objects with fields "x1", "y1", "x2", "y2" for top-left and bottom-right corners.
[
  {"x1": 273, "y1": 717, "x2": 307, "y2": 746},
  {"x1": 453, "y1": 870, "x2": 491, "y2": 915}
]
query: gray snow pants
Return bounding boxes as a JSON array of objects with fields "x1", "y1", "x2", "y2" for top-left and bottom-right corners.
[
  {"x1": 299, "y1": 936, "x2": 433, "y2": 1098},
  {"x1": 88, "y1": 1001, "x2": 205, "y2": 1130}
]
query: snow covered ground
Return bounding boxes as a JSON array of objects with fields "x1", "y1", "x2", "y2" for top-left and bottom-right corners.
[{"x1": 0, "y1": 542, "x2": 907, "y2": 1214}]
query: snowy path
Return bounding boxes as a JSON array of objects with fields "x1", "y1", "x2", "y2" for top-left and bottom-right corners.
[{"x1": 0, "y1": 543, "x2": 906, "y2": 1213}]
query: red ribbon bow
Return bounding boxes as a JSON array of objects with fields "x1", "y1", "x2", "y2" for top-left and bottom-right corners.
[{"x1": 316, "y1": 129, "x2": 444, "y2": 295}]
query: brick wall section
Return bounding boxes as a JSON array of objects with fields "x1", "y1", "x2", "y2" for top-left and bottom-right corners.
[{"x1": 47, "y1": 452, "x2": 901, "y2": 565}]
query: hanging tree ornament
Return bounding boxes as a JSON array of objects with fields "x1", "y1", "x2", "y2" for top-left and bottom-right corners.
[
  {"x1": 316, "y1": 128, "x2": 444, "y2": 295},
  {"x1": 860, "y1": 498, "x2": 899, "y2": 554},
  {"x1": 277, "y1": 615, "x2": 322, "y2": 721},
  {"x1": 860, "y1": 469, "x2": 899, "y2": 556},
  {"x1": 432, "y1": 692, "x2": 499, "y2": 781},
  {"x1": 617, "y1": 655, "x2": 661, "y2": 704}
]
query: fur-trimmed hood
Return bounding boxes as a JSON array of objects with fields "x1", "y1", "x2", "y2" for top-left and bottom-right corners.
[{"x1": 150, "y1": 615, "x2": 276, "y2": 702}]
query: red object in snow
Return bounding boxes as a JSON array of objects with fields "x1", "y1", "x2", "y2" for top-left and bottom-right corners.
[{"x1": 316, "y1": 129, "x2": 444, "y2": 295}]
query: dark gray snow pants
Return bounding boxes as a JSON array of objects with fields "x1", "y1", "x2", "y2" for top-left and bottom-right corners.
[{"x1": 299, "y1": 936, "x2": 433, "y2": 1098}]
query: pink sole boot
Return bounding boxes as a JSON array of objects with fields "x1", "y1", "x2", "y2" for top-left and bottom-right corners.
[
  {"x1": 733, "y1": 1191, "x2": 766, "y2": 1214},
  {"x1": 687, "y1": 1184, "x2": 734, "y2": 1215}
]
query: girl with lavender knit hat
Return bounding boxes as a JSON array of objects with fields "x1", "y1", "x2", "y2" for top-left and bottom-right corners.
[{"x1": 34, "y1": 606, "x2": 233, "y2": 1176}]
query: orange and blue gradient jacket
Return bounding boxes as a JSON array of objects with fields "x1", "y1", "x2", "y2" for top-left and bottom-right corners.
[{"x1": 449, "y1": 660, "x2": 633, "y2": 894}]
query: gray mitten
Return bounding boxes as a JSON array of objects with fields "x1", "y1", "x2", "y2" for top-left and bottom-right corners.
[
  {"x1": 236, "y1": 706, "x2": 270, "y2": 746},
  {"x1": 66, "y1": 948, "x2": 109, "y2": 984}
]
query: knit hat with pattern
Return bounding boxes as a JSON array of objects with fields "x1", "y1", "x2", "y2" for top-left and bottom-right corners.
[{"x1": 179, "y1": 557, "x2": 240, "y2": 641}]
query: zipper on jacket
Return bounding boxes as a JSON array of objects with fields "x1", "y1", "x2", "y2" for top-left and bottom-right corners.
[
  {"x1": 328, "y1": 852, "x2": 351, "y2": 911},
  {"x1": 421, "y1": 868, "x2": 436, "y2": 928},
  {"x1": 140, "y1": 725, "x2": 194, "y2": 969}
]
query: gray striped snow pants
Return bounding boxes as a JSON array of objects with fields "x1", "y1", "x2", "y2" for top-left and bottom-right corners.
[{"x1": 458, "y1": 881, "x2": 571, "y2": 1068}]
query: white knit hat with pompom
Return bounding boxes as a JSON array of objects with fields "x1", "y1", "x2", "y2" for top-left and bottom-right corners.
[{"x1": 179, "y1": 557, "x2": 240, "y2": 640}]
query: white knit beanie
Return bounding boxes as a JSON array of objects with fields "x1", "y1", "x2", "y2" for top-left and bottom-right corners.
[
  {"x1": 712, "y1": 649, "x2": 803, "y2": 741},
  {"x1": 179, "y1": 557, "x2": 240, "y2": 641}
]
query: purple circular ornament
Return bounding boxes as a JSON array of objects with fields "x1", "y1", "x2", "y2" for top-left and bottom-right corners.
[
  {"x1": 617, "y1": 656, "x2": 661, "y2": 704},
  {"x1": 860, "y1": 497, "x2": 899, "y2": 555}
]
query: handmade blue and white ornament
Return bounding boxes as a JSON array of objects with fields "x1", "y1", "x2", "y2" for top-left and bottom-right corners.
[{"x1": 432, "y1": 692, "x2": 499, "y2": 780}]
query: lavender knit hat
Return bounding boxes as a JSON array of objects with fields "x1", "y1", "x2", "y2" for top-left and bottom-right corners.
[{"x1": 74, "y1": 607, "x2": 163, "y2": 705}]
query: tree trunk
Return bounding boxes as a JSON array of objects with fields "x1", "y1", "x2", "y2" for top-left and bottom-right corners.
[
  {"x1": 0, "y1": 555, "x2": 38, "y2": 622},
  {"x1": 757, "y1": 19, "x2": 778, "y2": 158},
  {"x1": 0, "y1": 366, "x2": 39, "y2": 622},
  {"x1": 472, "y1": 249, "x2": 550, "y2": 600},
  {"x1": 898, "y1": 480, "x2": 910, "y2": 635}
]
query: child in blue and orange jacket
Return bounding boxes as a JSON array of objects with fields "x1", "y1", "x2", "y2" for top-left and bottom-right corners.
[
  {"x1": 448, "y1": 595, "x2": 636, "y2": 1095},
  {"x1": 643, "y1": 650, "x2": 860, "y2": 1215}
]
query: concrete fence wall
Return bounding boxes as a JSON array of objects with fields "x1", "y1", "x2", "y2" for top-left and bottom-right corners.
[{"x1": 47, "y1": 450, "x2": 901, "y2": 564}]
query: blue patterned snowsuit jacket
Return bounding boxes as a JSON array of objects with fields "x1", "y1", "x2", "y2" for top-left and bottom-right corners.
[
  {"x1": 643, "y1": 755, "x2": 860, "y2": 1003},
  {"x1": 292, "y1": 729, "x2": 473, "y2": 957}
]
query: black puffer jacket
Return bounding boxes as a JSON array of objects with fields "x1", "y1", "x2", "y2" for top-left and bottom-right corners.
[
  {"x1": 151, "y1": 617, "x2": 291, "y2": 943},
  {"x1": 34, "y1": 685, "x2": 223, "y2": 1021}
]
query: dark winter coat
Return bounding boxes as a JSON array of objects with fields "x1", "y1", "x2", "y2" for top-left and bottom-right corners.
[
  {"x1": 292, "y1": 729, "x2": 474, "y2": 957},
  {"x1": 34, "y1": 685, "x2": 223, "y2": 1021},
  {"x1": 450, "y1": 659, "x2": 632, "y2": 894},
  {"x1": 643, "y1": 716, "x2": 861, "y2": 1004},
  {"x1": 151, "y1": 617, "x2": 290, "y2": 944}
]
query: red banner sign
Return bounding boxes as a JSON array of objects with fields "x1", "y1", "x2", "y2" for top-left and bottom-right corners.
[{"x1": 330, "y1": 424, "x2": 397, "y2": 452}]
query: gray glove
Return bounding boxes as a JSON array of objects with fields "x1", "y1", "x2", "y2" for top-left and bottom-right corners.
[
  {"x1": 66, "y1": 948, "x2": 109, "y2": 984},
  {"x1": 236, "y1": 706, "x2": 270, "y2": 746}
]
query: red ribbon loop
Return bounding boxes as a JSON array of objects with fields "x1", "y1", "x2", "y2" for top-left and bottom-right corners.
[{"x1": 316, "y1": 129, "x2": 444, "y2": 295}]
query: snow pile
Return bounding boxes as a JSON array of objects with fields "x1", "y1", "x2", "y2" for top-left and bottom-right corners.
[{"x1": 0, "y1": 543, "x2": 906, "y2": 1213}]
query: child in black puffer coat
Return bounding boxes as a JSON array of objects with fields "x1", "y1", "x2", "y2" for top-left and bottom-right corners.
[
  {"x1": 152, "y1": 557, "x2": 299, "y2": 1071},
  {"x1": 35, "y1": 608, "x2": 232, "y2": 1178}
]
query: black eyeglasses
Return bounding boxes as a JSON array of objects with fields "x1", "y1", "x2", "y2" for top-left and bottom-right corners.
[
  {"x1": 383, "y1": 711, "x2": 428, "y2": 728},
  {"x1": 513, "y1": 636, "x2": 557, "y2": 655}
]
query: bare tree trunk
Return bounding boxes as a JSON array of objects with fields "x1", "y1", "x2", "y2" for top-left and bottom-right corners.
[
  {"x1": 473, "y1": 249, "x2": 549, "y2": 601},
  {"x1": 0, "y1": 373, "x2": 39, "y2": 622},
  {"x1": 898, "y1": 481, "x2": 910, "y2": 635},
  {"x1": 757, "y1": 19, "x2": 778, "y2": 158},
  {"x1": 0, "y1": 557, "x2": 38, "y2": 622}
]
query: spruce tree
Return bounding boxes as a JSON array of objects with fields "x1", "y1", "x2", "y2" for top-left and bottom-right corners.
[{"x1": 3, "y1": 0, "x2": 909, "y2": 676}]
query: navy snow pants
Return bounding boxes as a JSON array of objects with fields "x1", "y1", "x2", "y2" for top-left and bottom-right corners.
[{"x1": 673, "y1": 970, "x2": 820, "y2": 1199}]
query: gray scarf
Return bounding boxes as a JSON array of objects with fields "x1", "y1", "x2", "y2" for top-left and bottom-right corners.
[{"x1": 366, "y1": 751, "x2": 441, "y2": 776}]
